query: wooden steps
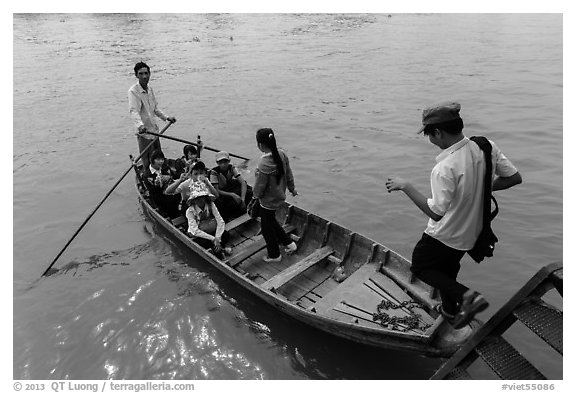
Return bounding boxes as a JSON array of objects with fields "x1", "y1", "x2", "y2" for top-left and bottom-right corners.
[
  {"x1": 512, "y1": 298, "x2": 562, "y2": 354},
  {"x1": 475, "y1": 335, "x2": 546, "y2": 380},
  {"x1": 261, "y1": 246, "x2": 333, "y2": 291},
  {"x1": 444, "y1": 367, "x2": 472, "y2": 380},
  {"x1": 431, "y1": 263, "x2": 563, "y2": 380}
]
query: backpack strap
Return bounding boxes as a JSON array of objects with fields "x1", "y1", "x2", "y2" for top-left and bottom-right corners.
[{"x1": 470, "y1": 136, "x2": 499, "y2": 225}]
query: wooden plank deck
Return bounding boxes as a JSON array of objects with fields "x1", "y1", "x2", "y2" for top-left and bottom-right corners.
[
  {"x1": 226, "y1": 224, "x2": 295, "y2": 268},
  {"x1": 311, "y1": 263, "x2": 435, "y2": 334},
  {"x1": 261, "y1": 246, "x2": 334, "y2": 291},
  {"x1": 226, "y1": 237, "x2": 267, "y2": 267},
  {"x1": 313, "y1": 262, "x2": 382, "y2": 315}
]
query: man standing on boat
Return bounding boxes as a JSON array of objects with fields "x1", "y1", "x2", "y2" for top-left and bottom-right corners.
[
  {"x1": 128, "y1": 61, "x2": 176, "y2": 169},
  {"x1": 385, "y1": 102, "x2": 522, "y2": 329}
]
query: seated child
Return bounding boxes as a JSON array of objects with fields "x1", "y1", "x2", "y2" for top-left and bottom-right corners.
[
  {"x1": 185, "y1": 186, "x2": 231, "y2": 259},
  {"x1": 143, "y1": 150, "x2": 180, "y2": 218},
  {"x1": 164, "y1": 161, "x2": 219, "y2": 215},
  {"x1": 209, "y1": 151, "x2": 253, "y2": 221},
  {"x1": 173, "y1": 144, "x2": 201, "y2": 179}
]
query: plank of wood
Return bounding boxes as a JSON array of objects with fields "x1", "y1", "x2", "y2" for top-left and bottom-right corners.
[
  {"x1": 225, "y1": 237, "x2": 267, "y2": 267},
  {"x1": 225, "y1": 224, "x2": 295, "y2": 268},
  {"x1": 171, "y1": 216, "x2": 187, "y2": 227},
  {"x1": 313, "y1": 262, "x2": 381, "y2": 315},
  {"x1": 261, "y1": 246, "x2": 334, "y2": 291},
  {"x1": 225, "y1": 213, "x2": 252, "y2": 231}
]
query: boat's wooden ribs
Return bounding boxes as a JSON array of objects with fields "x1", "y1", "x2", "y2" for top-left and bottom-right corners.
[
  {"x1": 296, "y1": 213, "x2": 311, "y2": 246},
  {"x1": 321, "y1": 221, "x2": 332, "y2": 247},
  {"x1": 261, "y1": 246, "x2": 334, "y2": 291},
  {"x1": 341, "y1": 232, "x2": 354, "y2": 263}
]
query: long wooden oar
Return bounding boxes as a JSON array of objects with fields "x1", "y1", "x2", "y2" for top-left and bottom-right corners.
[
  {"x1": 142, "y1": 130, "x2": 249, "y2": 161},
  {"x1": 40, "y1": 121, "x2": 175, "y2": 277}
]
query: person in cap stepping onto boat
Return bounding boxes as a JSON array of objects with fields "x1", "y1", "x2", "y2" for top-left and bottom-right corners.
[
  {"x1": 209, "y1": 150, "x2": 253, "y2": 221},
  {"x1": 386, "y1": 102, "x2": 522, "y2": 329},
  {"x1": 143, "y1": 150, "x2": 180, "y2": 218},
  {"x1": 185, "y1": 185, "x2": 231, "y2": 258},
  {"x1": 165, "y1": 161, "x2": 219, "y2": 215},
  {"x1": 252, "y1": 128, "x2": 298, "y2": 263},
  {"x1": 128, "y1": 61, "x2": 176, "y2": 170}
]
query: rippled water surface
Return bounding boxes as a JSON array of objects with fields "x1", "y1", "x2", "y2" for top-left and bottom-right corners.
[{"x1": 13, "y1": 13, "x2": 562, "y2": 379}]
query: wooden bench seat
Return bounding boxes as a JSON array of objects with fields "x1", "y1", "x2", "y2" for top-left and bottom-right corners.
[
  {"x1": 171, "y1": 216, "x2": 187, "y2": 227},
  {"x1": 225, "y1": 213, "x2": 253, "y2": 231},
  {"x1": 261, "y1": 246, "x2": 334, "y2": 291}
]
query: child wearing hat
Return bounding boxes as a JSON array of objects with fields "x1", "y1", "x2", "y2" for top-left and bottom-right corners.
[
  {"x1": 185, "y1": 185, "x2": 230, "y2": 258},
  {"x1": 165, "y1": 161, "x2": 219, "y2": 215}
]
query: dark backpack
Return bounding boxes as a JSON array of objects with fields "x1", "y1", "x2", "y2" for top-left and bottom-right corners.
[{"x1": 468, "y1": 136, "x2": 499, "y2": 263}]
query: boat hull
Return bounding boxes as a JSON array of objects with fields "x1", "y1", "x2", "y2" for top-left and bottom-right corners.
[{"x1": 135, "y1": 182, "x2": 470, "y2": 357}]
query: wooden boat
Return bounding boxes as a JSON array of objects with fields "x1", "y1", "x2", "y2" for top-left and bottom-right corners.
[{"x1": 134, "y1": 157, "x2": 477, "y2": 357}]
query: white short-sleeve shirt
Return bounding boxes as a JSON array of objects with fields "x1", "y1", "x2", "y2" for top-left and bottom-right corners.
[{"x1": 425, "y1": 137, "x2": 518, "y2": 250}]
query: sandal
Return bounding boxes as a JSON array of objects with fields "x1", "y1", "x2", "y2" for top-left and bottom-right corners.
[
  {"x1": 434, "y1": 304, "x2": 456, "y2": 321},
  {"x1": 452, "y1": 290, "x2": 489, "y2": 329}
]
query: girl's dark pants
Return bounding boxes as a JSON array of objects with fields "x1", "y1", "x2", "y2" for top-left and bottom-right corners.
[
  {"x1": 193, "y1": 231, "x2": 230, "y2": 249},
  {"x1": 411, "y1": 233, "x2": 469, "y2": 315},
  {"x1": 260, "y1": 207, "x2": 292, "y2": 258}
]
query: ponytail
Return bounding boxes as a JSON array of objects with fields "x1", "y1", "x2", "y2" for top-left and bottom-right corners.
[{"x1": 256, "y1": 128, "x2": 285, "y2": 182}]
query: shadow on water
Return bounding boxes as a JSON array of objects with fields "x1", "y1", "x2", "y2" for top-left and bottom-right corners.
[{"x1": 147, "y1": 213, "x2": 443, "y2": 380}]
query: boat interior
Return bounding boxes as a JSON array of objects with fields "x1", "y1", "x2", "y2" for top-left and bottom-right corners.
[{"x1": 161, "y1": 197, "x2": 442, "y2": 340}]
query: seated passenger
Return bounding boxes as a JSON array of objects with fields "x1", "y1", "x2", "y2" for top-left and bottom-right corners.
[
  {"x1": 209, "y1": 151, "x2": 253, "y2": 221},
  {"x1": 164, "y1": 161, "x2": 219, "y2": 215},
  {"x1": 185, "y1": 187, "x2": 231, "y2": 259},
  {"x1": 143, "y1": 150, "x2": 180, "y2": 218},
  {"x1": 173, "y1": 144, "x2": 201, "y2": 179}
]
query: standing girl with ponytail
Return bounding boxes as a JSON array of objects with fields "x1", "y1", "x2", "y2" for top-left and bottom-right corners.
[{"x1": 252, "y1": 128, "x2": 298, "y2": 262}]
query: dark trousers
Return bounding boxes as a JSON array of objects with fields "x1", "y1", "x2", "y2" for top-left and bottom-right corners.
[
  {"x1": 411, "y1": 233, "x2": 468, "y2": 315},
  {"x1": 137, "y1": 134, "x2": 162, "y2": 170},
  {"x1": 150, "y1": 191, "x2": 180, "y2": 219},
  {"x1": 215, "y1": 186, "x2": 253, "y2": 221},
  {"x1": 193, "y1": 231, "x2": 230, "y2": 249},
  {"x1": 260, "y1": 207, "x2": 292, "y2": 259}
]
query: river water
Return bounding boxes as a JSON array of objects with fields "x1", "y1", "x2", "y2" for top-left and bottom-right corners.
[{"x1": 13, "y1": 13, "x2": 562, "y2": 380}]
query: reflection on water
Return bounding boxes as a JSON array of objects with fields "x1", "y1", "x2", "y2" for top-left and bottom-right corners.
[{"x1": 13, "y1": 13, "x2": 562, "y2": 379}]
